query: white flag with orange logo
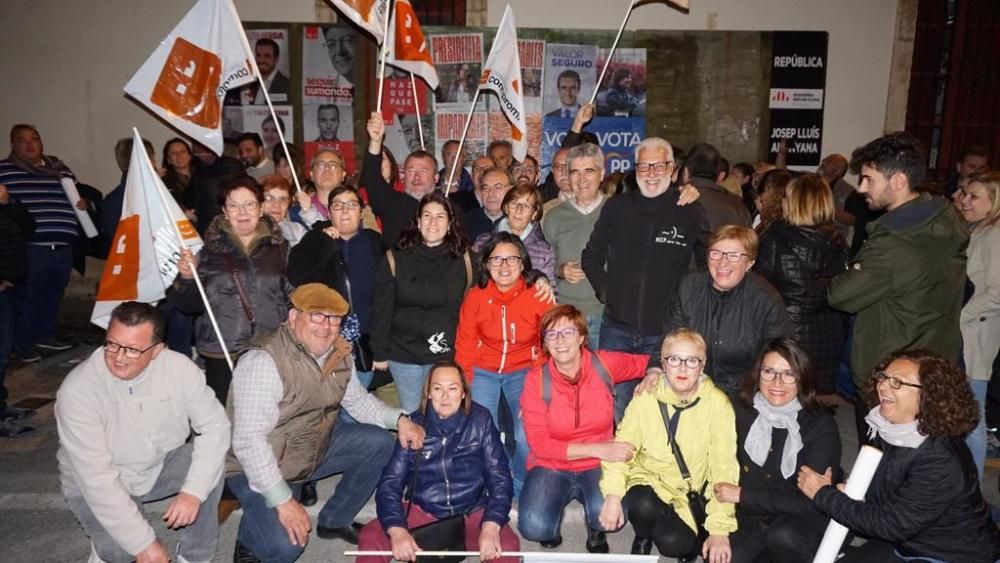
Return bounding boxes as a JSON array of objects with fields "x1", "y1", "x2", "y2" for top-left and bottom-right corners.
[
  {"x1": 479, "y1": 5, "x2": 527, "y2": 161},
  {"x1": 124, "y1": 0, "x2": 255, "y2": 156},
  {"x1": 387, "y1": 0, "x2": 439, "y2": 89},
  {"x1": 91, "y1": 129, "x2": 204, "y2": 328},
  {"x1": 327, "y1": 0, "x2": 391, "y2": 42}
]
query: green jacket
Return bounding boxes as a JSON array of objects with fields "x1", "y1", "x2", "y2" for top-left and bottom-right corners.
[{"x1": 829, "y1": 193, "x2": 968, "y2": 387}]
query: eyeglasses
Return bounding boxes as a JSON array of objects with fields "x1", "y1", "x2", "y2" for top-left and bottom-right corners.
[
  {"x1": 708, "y1": 249, "x2": 748, "y2": 263},
  {"x1": 313, "y1": 161, "x2": 343, "y2": 172},
  {"x1": 874, "y1": 371, "x2": 923, "y2": 390},
  {"x1": 225, "y1": 201, "x2": 260, "y2": 212},
  {"x1": 104, "y1": 340, "x2": 158, "y2": 359},
  {"x1": 662, "y1": 355, "x2": 704, "y2": 369},
  {"x1": 508, "y1": 202, "x2": 536, "y2": 213},
  {"x1": 487, "y1": 255, "x2": 522, "y2": 268},
  {"x1": 552, "y1": 163, "x2": 568, "y2": 173},
  {"x1": 543, "y1": 327, "x2": 579, "y2": 341},
  {"x1": 300, "y1": 310, "x2": 343, "y2": 325},
  {"x1": 514, "y1": 166, "x2": 538, "y2": 175},
  {"x1": 330, "y1": 201, "x2": 361, "y2": 211},
  {"x1": 264, "y1": 195, "x2": 289, "y2": 203},
  {"x1": 636, "y1": 161, "x2": 673, "y2": 174},
  {"x1": 760, "y1": 366, "x2": 797, "y2": 384}
]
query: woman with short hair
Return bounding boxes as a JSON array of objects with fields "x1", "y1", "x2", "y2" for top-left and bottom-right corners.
[
  {"x1": 259, "y1": 175, "x2": 307, "y2": 248},
  {"x1": 473, "y1": 184, "x2": 556, "y2": 284}
]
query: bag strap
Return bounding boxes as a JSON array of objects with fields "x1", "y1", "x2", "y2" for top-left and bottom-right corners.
[
  {"x1": 386, "y1": 249, "x2": 396, "y2": 278},
  {"x1": 657, "y1": 398, "x2": 701, "y2": 491},
  {"x1": 222, "y1": 253, "x2": 255, "y2": 328},
  {"x1": 404, "y1": 433, "x2": 424, "y2": 519},
  {"x1": 541, "y1": 353, "x2": 613, "y2": 405}
]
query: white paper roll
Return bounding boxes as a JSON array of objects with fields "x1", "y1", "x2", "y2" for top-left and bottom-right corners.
[
  {"x1": 812, "y1": 445, "x2": 884, "y2": 563},
  {"x1": 59, "y1": 176, "x2": 99, "y2": 238}
]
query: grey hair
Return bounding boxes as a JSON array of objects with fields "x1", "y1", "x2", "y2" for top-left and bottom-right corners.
[
  {"x1": 566, "y1": 143, "x2": 605, "y2": 173},
  {"x1": 309, "y1": 147, "x2": 344, "y2": 168},
  {"x1": 634, "y1": 137, "x2": 674, "y2": 163}
]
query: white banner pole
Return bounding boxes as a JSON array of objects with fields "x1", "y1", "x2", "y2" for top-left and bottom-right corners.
[
  {"x1": 444, "y1": 91, "x2": 481, "y2": 197},
  {"x1": 589, "y1": 0, "x2": 638, "y2": 106}
]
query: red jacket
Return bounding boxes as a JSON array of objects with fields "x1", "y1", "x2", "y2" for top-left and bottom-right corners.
[
  {"x1": 521, "y1": 348, "x2": 648, "y2": 472},
  {"x1": 454, "y1": 278, "x2": 553, "y2": 381}
]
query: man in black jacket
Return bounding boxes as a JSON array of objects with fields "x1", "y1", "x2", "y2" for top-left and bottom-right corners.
[
  {"x1": 681, "y1": 142, "x2": 751, "y2": 231},
  {"x1": 0, "y1": 184, "x2": 36, "y2": 436},
  {"x1": 581, "y1": 137, "x2": 709, "y2": 420}
]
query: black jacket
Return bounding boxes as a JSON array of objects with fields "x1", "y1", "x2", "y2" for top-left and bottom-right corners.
[
  {"x1": 360, "y1": 150, "x2": 419, "y2": 250},
  {"x1": 185, "y1": 157, "x2": 246, "y2": 236},
  {"x1": 687, "y1": 176, "x2": 751, "y2": 231},
  {"x1": 463, "y1": 206, "x2": 496, "y2": 242},
  {"x1": 581, "y1": 188, "x2": 710, "y2": 336},
  {"x1": 664, "y1": 272, "x2": 793, "y2": 392},
  {"x1": 814, "y1": 436, "x2": 1000, "y2": 562},
  {"x1": 537, "y1": 130, "x2": 586, "y2": 203},
  {"x1": 735, "y1": 403, "x2": 841, "y2": 520},
  {"x1": 755, "y1": 221, "x2": 848, "y2": 389},
  {"x1": 169, "y1": 216, "x2": 291, "y2": 356},
  {"x1": 371, "y1": 243, "x2": 471, "y2": 364},
  {"x1": 375, "y1": 403, "x2": 513, "y2": 530},
  {"x1": 0, "y1": 197, "x2": 35, "y2": 285}
]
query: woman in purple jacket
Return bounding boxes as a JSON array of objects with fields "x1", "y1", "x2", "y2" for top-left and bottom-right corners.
[{"x1": 474, "y1": 183, "x2": 556, "y2": 284}]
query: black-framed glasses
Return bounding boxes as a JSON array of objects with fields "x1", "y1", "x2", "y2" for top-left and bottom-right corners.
[
  {"x1": 543, "y1": 327, "x2": 579, "y2": 341},
  {"x1": 760, "y1": 366, "x2": 797, "y2": 384},
  {"x1": 104, "y1": 340, "x2": 159, "y2": 359},
  {"x1": 636, "y1": 161, "x2": 672, "y2": 174},
  {"x1": 508, "y1": 202, "x2": 536, "y2": 213},
  {"x1": 487, "y1": 255, "x2": 523, "y2": 268},
  {"x1": 300, "y1": 310, "x2": 343, "y2": 325},
  {"x1": 874, "y1": 371, "x2": 922, "y2": 390},
  {"x1": 708, "y1": 249, "x2": 748, "y2": 263},
  {"x1": 329, "y1": 201, "x2": 361, "y2": 211},
  {"x1": 225, "y1": 201, "x2": 260, "y2": 213},
  {"x1": 662, "y1": 355, "x2": 704, "y2": 370}
]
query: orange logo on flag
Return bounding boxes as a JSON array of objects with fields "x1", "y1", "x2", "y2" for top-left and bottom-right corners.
[
  {"x1": 151, "y1": 37, "x2": 222, "y2": 129},
  {"x1": 96, "y1": 216, "x2": 142, "y2": 301},
  {"x1": 342, "y1": 0, "x2": 377, "y2": 22},
  {"x1": 177, "y1": 219, "x2": 199, "y2": 240},
  {"x1": 395, "y1": 2, "x2": 431, "y2": 63}
]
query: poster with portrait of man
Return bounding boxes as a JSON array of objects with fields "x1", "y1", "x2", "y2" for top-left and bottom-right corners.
[
  {"x1": 226, "y1": 28, "x2": 290, "y2": 105},
  {"x1": 231, "y1": 105, "x2": 295, "y2": 158},
  {"x1": 302, "y1": 25, "x2": 356, "y2": 106},
  {"x1": 303, "y1": 103, "x2": 357, "y2": 175},
  {"x1": 595, "y1": 47, "x2": 647, "y2": 118},
  {"x1": 542, "y1": 44, "x2": 597, "y2": 119}
]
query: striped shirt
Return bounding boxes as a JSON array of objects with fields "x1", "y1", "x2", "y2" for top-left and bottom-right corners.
[{"x1": 0, "y1": 158, "x2": 79, "y2": 244}]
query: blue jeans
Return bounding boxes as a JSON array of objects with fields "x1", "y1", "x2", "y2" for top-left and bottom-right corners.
[
  {"x1": 388, "y1": 361, "x2": 433, "y2": 415},
  {"x1": 227, "y1": 422, "x2": 394, "y2": 562},
  {"x1": 517, "y1": 466, "x2": 608, "y2": 541},
  {"x1": 967, "y1": 379, "x2": 988, "y2": 481},
  {"x1": 471, "y1": 367, "x2": 529, "y2": 497},
  {"x1": 339, "y1": 370, "x2": 374, "y2": 424},
  {"x1": 0, "y1": 288, "x2": 17, "y2": 410},
  {"x1": 598, "y1": 317, "x2": 661, "y2": 422},
  {"x1": 585, "y1": 313, "x2": 602, "y2": 351},
  {"x1": 14, "y1": 244, "x2": 73, "y2": 353}
]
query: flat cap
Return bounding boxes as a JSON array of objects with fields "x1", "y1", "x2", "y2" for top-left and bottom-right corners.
[{"x1": 290, "y1": 283, "x2": 349, "y2": 315}]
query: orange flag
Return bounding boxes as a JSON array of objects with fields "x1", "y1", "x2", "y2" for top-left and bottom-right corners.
[{"x1": 387, "y1": 0, "x2": 439, "y2": 89}]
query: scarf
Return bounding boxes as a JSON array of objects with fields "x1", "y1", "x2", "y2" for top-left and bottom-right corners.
[
  {"x1": 744, "y1": 392, "x2": 803, "y2": 479},
  {"x1": 6, "y1": 151, "x2": 74, "y2": 179},
  {"x1": 865, "y1": 406, "x2": 927, "y2": 449},
  {"x1": 496, "y1": 217, "x2": 534, "y2": 242}
]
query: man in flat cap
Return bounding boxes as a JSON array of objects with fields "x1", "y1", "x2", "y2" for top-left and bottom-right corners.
[{"x1": 226, "y1": 283, "x2": 425, "y2": 562}]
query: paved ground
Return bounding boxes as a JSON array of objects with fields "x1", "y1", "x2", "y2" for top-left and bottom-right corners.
[{"x1": 2, "y1": 292, "x2": 997, "y2": 562}]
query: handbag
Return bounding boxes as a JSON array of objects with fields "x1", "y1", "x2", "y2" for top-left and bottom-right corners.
[
  {"x1": 404, "y1": 445, "x2": 467, "y2": 562},
  {"x1": 658, "y1": 400, "x2": 710, "y2": 544}
]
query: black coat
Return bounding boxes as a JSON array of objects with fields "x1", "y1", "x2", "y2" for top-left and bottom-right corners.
[
  {"x1": 814, "y1": 436, "x2": 1000, "y2": 562},
  {"x1": 755, "y1": 221, "x2": 848, "y2": 390},
  {"x1": 0, "y1": 197, "x2": 35, "y2": 285},
  {"x1": 375, "y1": 403, "x2": 513, "y2": 530},
  {"x1": 665, "y1": 272, "x2": 793, "y2": 392},
  {"x1": 360, "y1": 151, "x2": 419, "y2": 250},
  {"x1": 287, "y1": 225, "x2": 382, "y2": 318}
]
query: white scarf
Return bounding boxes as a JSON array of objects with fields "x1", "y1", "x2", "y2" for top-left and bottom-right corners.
[
  {"x1": 744, "y1": 392, "x2": 804, "y2": 479},
  {"x1": 496, "y1": 218, "x2": 534, "y2": 242},
  {"x1": 865, "y1": 406, "x2": 927, "y2": 448}
]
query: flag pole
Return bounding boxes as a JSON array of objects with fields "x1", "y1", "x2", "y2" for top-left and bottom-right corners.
[
  {"x1": 409, "y1": 72, "x2": 426, "y2": 150},
  {"x1": 445, "y1": 91, "x2": 481, "y2": 197},
  {"x1": 134, "y1": 128, "x2": 236, "y2": 371},
  {"x1": 375, "y1": 0, "x2": 395, "y2": 112},
  {"x1": 589, "y1": 0, "x2": 638, "y2": 105}
]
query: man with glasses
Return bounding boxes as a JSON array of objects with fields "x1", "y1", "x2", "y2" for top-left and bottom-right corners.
[
  {"x1": 437, "y1": 139, "x2": 473, "y2": 194},
  {"x1": 56, "y1": 302, "x2": 230, "y2": 563},
  {"x1": 512, "y1": 155, "x2": 541, "y2": 186},
  {"x1": 297, "y1": 148, "x2": 347, "y2": 227},
  {"x1": 582, "y1": 136, "x2": 708, "y2": 420},
  {"x1": 450, "y1": 154, "x2": 495, "y2": 214},
  {"x1": 226, "y1": 283, "x2": 424, "y2": 561},
  {"x1": 464, "y1": 167, "x2": 513, "y2": 240},
  {"x1": 538, "y1": 103, "x2": 594, "y2": 204},
  {"x1": 679, "y1": 142, "x2": 750, "y2": 231}
]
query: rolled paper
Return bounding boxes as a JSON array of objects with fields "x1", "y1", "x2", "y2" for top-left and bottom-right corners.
[
  {"x1": 812, "y1": 445, "x2": 884, "y2": 563},
  {"x1": 60, "y1": 176, "x2": 99, "y2": 238}
]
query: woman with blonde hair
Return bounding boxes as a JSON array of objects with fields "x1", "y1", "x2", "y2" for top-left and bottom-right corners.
[{"x1": 755, "y1": 173, "x2": 848, "y2": 393}]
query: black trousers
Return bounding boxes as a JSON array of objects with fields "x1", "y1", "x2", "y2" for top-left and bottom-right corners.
[
  {"x1": 625, "y1": 485, "x2": 698, "y2": 558},
  {"x1": 841, "y1": 539, "x2": 944, "y2": 562},
  {"x1": 203, "y1": 356, "x2": 233, "y2": 405},
  {"x1": 730, "y1": 512, "x2": 827, "y2": 563}
]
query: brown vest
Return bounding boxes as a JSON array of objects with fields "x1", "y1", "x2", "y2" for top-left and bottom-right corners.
[{"x1": 225, "y1": 323, "x2": 354, "y2": 482}]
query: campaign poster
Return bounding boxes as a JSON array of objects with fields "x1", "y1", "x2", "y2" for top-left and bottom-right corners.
[
  {"x1": 540, "y1": 116, "x2": 644, "y2": 176},
  {"x1": 303, "y1": 103, "x2": 357, "y2": 175},
  {"x1": 542, "y1": 43, "x2": 598, "y2": 119},
  {"x1": 595, "y1": 47, "x2": 647, "y2": 117},
  {"x1": 228, "y1": 105, "x2": 295, "y2": 158},
  {"x1": 767, "y1": 31, "x2": 828, "y2": 166},
  {"x1": 431, "y1": 33, "x2": 486, "y2": 112},
  {"x1": 302, "y1": 25, "x2": 356, "y2": 106},
  {"x1": 435, "y1": 111, "x2": 488, "y2": 171},
  {"x1": 227, "y1": 28, "x2": 291, "y2": 105}
]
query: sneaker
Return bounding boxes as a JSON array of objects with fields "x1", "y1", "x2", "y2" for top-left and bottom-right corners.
[
  {"x1": 36, "y1": 338, "x2": 74, "y2": 352},
  {"x1": 11, "y1": 349, "x2": 41, "y2": 363}
]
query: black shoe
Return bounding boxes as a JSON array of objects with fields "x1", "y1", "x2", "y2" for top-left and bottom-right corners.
[
  {"x1": 539, "y1": 535, "x2": 562, "y2": 549},
  {"x1": 677, "y1": 555, "x2": 699, "y2": 563},
  {"x1": 586, "y1": 529, "x2": 609, "y2": 553},
  {"x1": 631, "y1": 536, "x2": 653, "y2": 555},
  {"x1": 299, "y1": 481, "x2": 318, "y2": 506},
  {"x1": 0, "y1": 418, "x2": 34, "y2": 438},
  {"x1": 36, "y1": 338, "x2": 74, "y2": 352},
  {"x1": 316, "y1": 521, "x2": 365, "y2": 544},
  {"x1": 233, "y1": 540, "x2": 262, "y2": 563},
  {"x1": 1, "y1": 406, "x2": 35, "y2": 421},
  {"x1": 11, "y1": 349, "x2": 41, "y2": 363}
]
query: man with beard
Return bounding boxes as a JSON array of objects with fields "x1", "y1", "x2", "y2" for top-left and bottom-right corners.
[{"x1": 237, "y1": 133, "x2": 275, "y2": 181}]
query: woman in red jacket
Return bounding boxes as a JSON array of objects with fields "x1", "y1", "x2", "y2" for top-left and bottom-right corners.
[
  {"x1": 455, "y1": 232, "x2": 553, "y2": 498},
  {"x1": 517, "y1": 304, "x2": 651, "y2": 553}
]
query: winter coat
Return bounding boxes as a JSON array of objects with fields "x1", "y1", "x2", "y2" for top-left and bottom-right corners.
[
  {"x1": 474, "y1": 221, "x2": 556, "y2": 284},
  {"x1": 962, "y1": 223, "x2": 1000, "y2": 381},
  {"x1": 359, "y1": 150, "x2": 419, "y2": 249},
  {"x1": 687, "y1": 176, "x2": 752, "y2": 231},
  {"x1": 813, "y1": 436, "x2": 1000, "y2": 562},
  {"x1": 375, "y1": 403, "x2": 513, "y2": 530},
  {"x1": 169, "y1": 215, "x2": 291, "y2": 356},
  {"x1": 454, "y1": 278, "x2": 552, "y2": 380},
  {"x1": 829, "y1": 193, "x2": 969, "y2": 385},
  {"x1": 600, "y1": 376, "x2": 739, "y2": 536},
  {"x1": 0, "y1": 196, "x2": 35, "y2": 285},
  {"x1": 666, "y1": 271, "x2": 793, "y2": 392},
  {"x1": 755, "y1": 221, "x2": 848, "y2": 390},
  {"x1": 521, "y1": 349, "x2": 648, "y2": 472}
]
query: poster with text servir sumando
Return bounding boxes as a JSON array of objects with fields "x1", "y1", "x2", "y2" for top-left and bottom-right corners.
[
  {"x1": 302, "y1": 25, "x2": 356, "y2": 106},
  {"x1": 767, "y1": 30, "x2": 828, "y2": 167}
]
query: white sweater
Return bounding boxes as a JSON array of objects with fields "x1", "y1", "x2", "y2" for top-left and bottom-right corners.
[{"x1": 56, "y1": 348, "x2": 230, "y2": 556}]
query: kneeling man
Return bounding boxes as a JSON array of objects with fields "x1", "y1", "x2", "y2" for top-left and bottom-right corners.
[
  {"x1": 227, "y1": 283, "x2": 424, "y2": 562},
  {"x1": 57, "y1": 302, "x2": 230, "y2": 563}
]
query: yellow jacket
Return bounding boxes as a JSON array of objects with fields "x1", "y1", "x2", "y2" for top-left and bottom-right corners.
[{"x1": 600, "y1": 375, "x2": 739, "y2": 535}]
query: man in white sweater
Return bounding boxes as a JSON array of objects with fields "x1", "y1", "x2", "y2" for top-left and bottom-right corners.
[{"x1": 56, "y1": 302, "x2": 230, "y2": 563}]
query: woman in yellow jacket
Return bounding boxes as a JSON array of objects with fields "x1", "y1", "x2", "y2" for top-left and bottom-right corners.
[{"x1": 599, "y1": 328, "x2": 739, "y2": 563}]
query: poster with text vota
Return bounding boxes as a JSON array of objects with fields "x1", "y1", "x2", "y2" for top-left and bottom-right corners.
[
  {"x1": 542, "y1": 43, "x2": 598, "y2": 120},
  {"x1": 302, "y1": 25, "x2": 358, "y2": 172},
  {"x1": 431, "y1": 33, "x2": 486, "y2": 112},
  {"x1": 224, "y1": 105, "x2": 295, "y2": 158},
  {"x1": 224, "y1": 28, "x2": 291, "y2": 106},
  {"x1": 487, "y1": 39, "x2": 546, "y2": 161},
  {"x1": 435, "y1": 112, "x2": 488, "y2": 170}
]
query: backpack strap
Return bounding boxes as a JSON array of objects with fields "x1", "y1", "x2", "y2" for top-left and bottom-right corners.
[
  {"x1": 386, "y1": 248, "x2": 396, "y2": 278},
  {"x1": 540, "y1": 352, "x2": 614, "y2": 406}
]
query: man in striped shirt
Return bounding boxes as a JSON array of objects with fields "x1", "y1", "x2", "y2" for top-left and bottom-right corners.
[{"x1": 0, "y1": 124, "x2": 81, "y2": 362}]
